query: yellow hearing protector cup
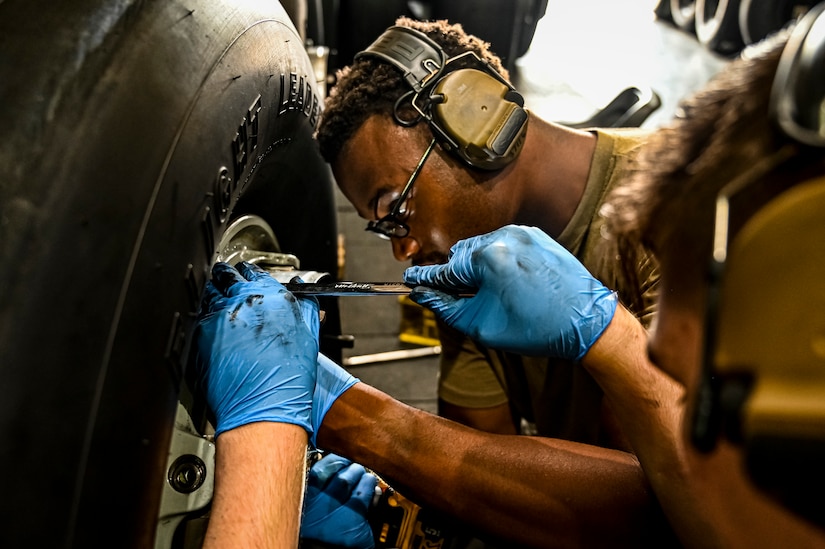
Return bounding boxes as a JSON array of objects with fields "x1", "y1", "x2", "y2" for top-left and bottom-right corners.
[
  {"x1": 693, "y1": 1, "x2": 825, "y2": 452},
  {"x1": 356, "y1": 26, "x2": 528, "y2": 170},
  {"x1": 715, "y1": 175, "x2": 825, "y2": 448},
  {"x1": 692, "y1": 1, "x2": 825, "y2": 522}
]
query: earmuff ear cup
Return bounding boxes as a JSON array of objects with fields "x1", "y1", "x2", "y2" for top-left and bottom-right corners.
[
  {"x1": 715, "y1": 176, "x2": 825, "y2": 437},
  {"x1": 695, "y1": 2, "x2": 825, "y2": 455},
  {"x1": 357, "y1": 25, "x2": 528, "y2": 171},
  {"x1": 713, "y1": 175, "x2": 825, "y2": 516},
  {"x1": 431, "y1": 69, "x2": 528, "y2": 170}
]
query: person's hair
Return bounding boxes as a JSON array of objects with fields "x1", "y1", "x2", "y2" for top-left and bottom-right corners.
[
  {"x1": 315, "y1": 17, "x2": 509, "y2": 165},
  {"x1": 602, "y1": 27, "x2": 824, "y2": 304}
]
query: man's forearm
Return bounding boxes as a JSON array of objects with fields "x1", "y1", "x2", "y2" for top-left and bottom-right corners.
[
  {"x1": 205, "y1": 422, "x2": 308, "y2": 549},
  {"x1": 581, "y1": 305, "x2": 705, "y2": 545},
  {"x1": 582, "y1": 306, "x2": 686, "y2": 473},
  {"x1": 317, "y1": 383, "x2": 673, "y2": 548}
]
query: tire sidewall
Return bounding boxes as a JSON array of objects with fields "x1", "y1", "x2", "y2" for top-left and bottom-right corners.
[{"x1": 0, "y1": 1, "x2": 336, "y2": 545}]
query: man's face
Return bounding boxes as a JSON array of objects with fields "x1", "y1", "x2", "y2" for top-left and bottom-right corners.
[
  {"x1": 646, "y1": 291, "x2": 702, "y2": 393},
  {"x1": 333, "y1": 115, "x2": 513, "y2": 266},
  {"x1": 646, "y1": 266, "x2": 708, "y2": 445}
]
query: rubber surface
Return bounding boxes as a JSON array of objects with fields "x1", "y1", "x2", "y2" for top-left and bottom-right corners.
[
  {"x1": 0, "y1": 0, "x2": 338, "y2": 546},
  {"x1": 670, "y1": 0, "x2": 697, "y2": 32},
  {"x1": 696, "y1": 0, "x2": 746, "y2": 55},
  {"x1": 738, "y1": 0, "x2": 816, "y2": 45}
]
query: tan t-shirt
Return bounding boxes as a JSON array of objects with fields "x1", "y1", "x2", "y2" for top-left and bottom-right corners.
[{"x1": 437, "y1": 128, "x2": 659, "y2": 446}]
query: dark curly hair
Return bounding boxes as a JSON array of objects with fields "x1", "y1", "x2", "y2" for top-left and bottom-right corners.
[{"x1": 315, "y1": 17, "x2": 509, "y2": 164}]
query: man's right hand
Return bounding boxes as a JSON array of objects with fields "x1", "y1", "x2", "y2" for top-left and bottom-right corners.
[{"x1": 404, "y1": 225, "x2": 618, "y2": 361}]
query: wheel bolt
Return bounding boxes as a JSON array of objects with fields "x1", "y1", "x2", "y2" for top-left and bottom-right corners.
[{"x1": 168, "y1": 454, "x2": 207, "y2": 494}]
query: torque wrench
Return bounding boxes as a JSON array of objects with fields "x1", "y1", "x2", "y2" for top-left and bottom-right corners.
[{"x1": 283, "y1": 281, "x2": 475, "y2": 297}]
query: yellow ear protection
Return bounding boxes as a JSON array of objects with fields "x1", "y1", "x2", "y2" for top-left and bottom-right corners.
[
  {"x1": 692, "y1": 1, "x2": 825, "y2": 517},
  {"x1": 355, "y1": 25, "x2": 528, "y2": 170}
]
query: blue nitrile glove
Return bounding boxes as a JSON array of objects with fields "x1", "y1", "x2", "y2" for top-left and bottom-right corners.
[
  {"x1": 404, "y1": 225, "x2": 618, "y2": 361},
  {"x1": 301, "y1": 453, "x2": 378, "y2": 549},
  {"x1": 195, "y1": 261, "x2": 320, "y2": 437},
  {"x1": 311, "y1": 353, "x2": 359, "y2": 447}
]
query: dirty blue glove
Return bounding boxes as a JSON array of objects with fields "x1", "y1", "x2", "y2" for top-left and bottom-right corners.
[
  {"x1": 404, "y1": 225, "x2": 617, "y2": 361},
  {"x1": 195, "y1": 261, "x2": 320, "y2": 437},
  {"x1": 311, "y1": 353, "x2": 359, "y2": 447},
  {"x1": 301, "y1": 453, "x2": 378, "y2": 549}
]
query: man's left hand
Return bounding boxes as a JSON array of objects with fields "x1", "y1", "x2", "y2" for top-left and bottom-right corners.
[
  {"x1": 194, "y1": 261, "x2": 320, "y2": 437},
  {"x1": 301, "y1": 453, "x2": 378, "y2": 549}
]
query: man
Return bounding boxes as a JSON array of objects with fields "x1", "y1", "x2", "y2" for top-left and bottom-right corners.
[
  {"x1": 194, "y1": 7, "x2": 825, "y2": 548},
  {"x1": 194, "y1": 15, "x2": 665, "y2": 549},
  {"x1": 316, "y1": 17, "x2": 658, "y2": 447},
  {"x1": 404, "y1": 7, "x2": 825, "y2": 546},
  {"x1": 598, "y1": 8, "x2": 825, "y2": 542}
]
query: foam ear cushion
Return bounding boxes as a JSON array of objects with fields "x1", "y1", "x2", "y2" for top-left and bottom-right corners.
[{"x1": 432, "y1": 69, "x2": 527, "y2": 169}]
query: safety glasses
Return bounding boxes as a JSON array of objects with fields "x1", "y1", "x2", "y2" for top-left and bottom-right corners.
[{"x1": 366, "y1": 138, "x2": 437, "y2": 239}]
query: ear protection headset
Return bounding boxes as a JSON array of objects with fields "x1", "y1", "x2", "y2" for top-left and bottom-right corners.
[
  {"x1": 355, "y1": 25, "x2": 528, "y2": 170},
  {"x1": 691, "y1": 1, "x2": 825, "y2": 518}
]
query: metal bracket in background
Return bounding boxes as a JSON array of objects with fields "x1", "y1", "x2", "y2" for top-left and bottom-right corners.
[{"x1": 343, "y1": 346, "x2": 442, "y2": 367}]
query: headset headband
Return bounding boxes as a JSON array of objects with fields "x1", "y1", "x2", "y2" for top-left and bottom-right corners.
[{"x1": 355, "y1": 26, "x2": 447, "y2": 93}]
